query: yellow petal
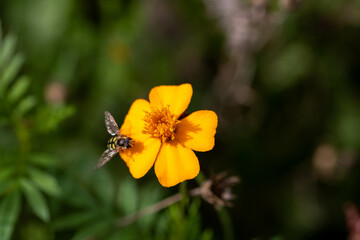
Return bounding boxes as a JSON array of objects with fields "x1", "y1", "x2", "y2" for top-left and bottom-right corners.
[
  {"x1": 154, "y1": 140, "x2": 200, "y2": 187},
  {"x1": 176, "y1": 110, "x2": 218, "y2": 152},
  {"x1": 149, "y1": 83, "x2": 193, "y2": 117},
  {"x1": 120, "y1": 136, "x2": 161, "y2": 178},
  {"x1": 120, "y1": 99, "x2": 151, "y2": 142}
]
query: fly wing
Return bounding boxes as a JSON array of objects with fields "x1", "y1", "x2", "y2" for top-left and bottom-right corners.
[
  {"x1": 95, "y1": 148, "x2": 118, "y2": 169},
  {"x1": 105, "y1": 111, "x2": 120, "y2": 136}
]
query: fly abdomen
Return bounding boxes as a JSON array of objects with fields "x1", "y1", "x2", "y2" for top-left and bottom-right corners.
[{"x1": 107, "y1": 136, "x2": 118, "y2": 150}]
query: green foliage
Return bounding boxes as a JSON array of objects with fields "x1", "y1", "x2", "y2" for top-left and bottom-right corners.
[
  {"x1": 0, "y1": 26, "x2": 75, "y2": 240},
  {"x1": 0, "y1": 191, "x2": 21, "y2": 240},
  {"x1": 35, "y1": 105, "x2": 76, "y2": 133},
  {"x1": 0, "y1": 34, "x2": 37, "y2": 122},
  {"x1": 29, "y1": 153, "x2": 58, "y2": 168},
  {"x1": 158, "y1": 199, "x2": 213, "y2": 240},
  {"x1": 261, "y1": 42, "x2": 313, "y2": 92},
  {"x1": 53, "y1": 172, "x2": 163, "y2": 239},
  {"x1": 20, "y1": 178, "x2": 50, "y2": 222},
  {"x1": 1, "y1": 0, "x2": 359, "y2": 238}
]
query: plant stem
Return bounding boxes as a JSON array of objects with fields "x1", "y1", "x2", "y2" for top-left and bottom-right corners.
[
  {"x1": 218, "y1": 207, "x2": 234, "y2": 240},
  {"x1": 115, "y1": 187, "x2": 201, "y2": 228}
]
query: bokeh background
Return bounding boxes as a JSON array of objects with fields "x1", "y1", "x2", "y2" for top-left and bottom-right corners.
[{"x1": 1, "y1": 0, "x2": 360, "y2": 239}]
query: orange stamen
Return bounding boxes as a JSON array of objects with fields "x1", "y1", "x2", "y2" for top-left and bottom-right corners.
[{"x1": 143, "y1": 106, "x2": 179, "y2": 142}]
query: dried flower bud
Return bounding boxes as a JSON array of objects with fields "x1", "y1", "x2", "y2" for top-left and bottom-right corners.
[
  {"x1": 280, "y1": 0, "x2": 302, "y2": 10},
  {"x1": 45, "y1": 82, "x2": 67, "y2": 105},
  {"x1": 200, "y1": 172, "x2": 240, "y2": 210}
]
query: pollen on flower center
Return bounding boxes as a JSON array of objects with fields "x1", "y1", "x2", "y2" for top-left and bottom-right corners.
[{"x1": 143, "y1": 106, "x2": 179, "y2": 142}]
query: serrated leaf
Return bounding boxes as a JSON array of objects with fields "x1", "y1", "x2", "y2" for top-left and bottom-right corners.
[
  {"x1": 15, "y1": 95, "x2": 37, "y2": 117},
  {"x1": 7, "y1": 76, "x2": 30, "y2": 104},
  {"x1": 20, "y1": 178, "x2": 49, "y2": 222},
  {"x1": 53, "y1": 211, "x2": 99, "y2": 231},
  {"x1": 0, "y1": 53, "x2": 24, "y2": 91},
  {"x1": 29, "y1": 153, "x2": 58, "y2": 167},
  {"x1": 28, "y1": 167, "x2": 61, "y2": 197},
  {"x1": 0, "y1": 190, "x2": 21, "y2": 240}
]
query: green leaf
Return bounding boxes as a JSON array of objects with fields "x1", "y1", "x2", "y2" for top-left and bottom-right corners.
[
  {"x1": 15, "y1": 95, "x2": 37, "y2": 117},
  {"x1": 0, "y1": 180, "x2": 14, "y2": 197},
  {"x1": 0, "y1": 23, "x2": 2, "y2": 48},
  {"x1": 0, "y1": 167, "x2": 15, "y2": 182},
  {"x1": 0, "y1": 53, "x2": 24, "y2": 90},
  {"x1": 20, "y1": 178, "x2": 50, "y2": 222},
  {"x1": 138, "y1": 183, "x2": 162, "y2": 230},
  {"x1": 0, "y1": 116, "x2": 9, "y2": 125},
  {"x1": 61, "y1": 177, "x2": 97, "y2": 208},
  {"x1": 168, "y1": 204, "x2": 181, "y2": 223},
  {"x1": 27, "y1": 167, "x2": 61, "y2": 197},
  {"x1": 7, "y1": 76, "x2": 30, "y2": 104},
  {"x1": 0, "y1": 190, "x2": 21, "y2": 240},
  {"x1": 262, "y1": 42, "x2": 312, "y2": 92},
  {"x1": 0, "y1": 34, "x2": 17, "y2": 70},
  {"x1": 29, "y1": 153, "x2": 58, "y2": 167},
  {"x1": 53, "y1": 211, "x2": 98, "y2": 231},
  {"x1": 155, "y1": 214, "x2": 169, "y2": 237},
  {"x1": 200, "y1": 229, "x2": 214, "y2": 240},
  {"x1": 93, "y1": 169, "x2": 114, "y2": 206},
  {"x1": 19, "y1": 220, "x2": 52, "y2": 240},
  {"x1": 117, "y1": 177, "x2": 138, "y2": 215},
  {"x1": 72, "y1": 220, "x2": 112, "y2": 240},
  {"x1": 217, "y1": 208, "x2": 234, "y2": 240},
  {"x1": 36, "y1": 105, "x2": 76, "y2": 133},
  {"x1": 187, "y1": 199, "x2": 202, "y2": 240}
]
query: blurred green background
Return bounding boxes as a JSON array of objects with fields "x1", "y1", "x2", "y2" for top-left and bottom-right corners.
[{"x1": 1, "y1": 0, "x2": 360, "y2": 239}]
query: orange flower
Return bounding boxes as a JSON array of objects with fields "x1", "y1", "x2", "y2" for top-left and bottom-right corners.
[{"x1": 119, "y1": 83, "x2": 218, "y2": 187}]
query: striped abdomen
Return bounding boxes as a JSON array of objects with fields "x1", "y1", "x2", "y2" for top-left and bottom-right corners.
[{"x1": 107, "y1": 136, "x2": 119, "y2": 150}]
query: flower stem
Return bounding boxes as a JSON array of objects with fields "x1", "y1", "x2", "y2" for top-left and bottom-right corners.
[
  {"x1": 115, "y1": 187, "x2": 201, "y2": 228},
  {"x1": 217, "y1": 207, "x2": 234, "y2": 240}
]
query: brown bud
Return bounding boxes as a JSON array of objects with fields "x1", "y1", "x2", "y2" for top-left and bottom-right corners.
[
  {"x1": 200, "y1": 172, "x2": 240, "y2": 210},
  {"x1": 45, "y1": 82, "x2": 67, "y2": 105}
]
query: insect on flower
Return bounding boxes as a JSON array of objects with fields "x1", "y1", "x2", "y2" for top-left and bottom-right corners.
[
  {"x1": 95, "y1": 111, "x2": 134, "y2": 169},
  {"x1": 119, "y1": 83, "x2": 218, "y2": 187}
]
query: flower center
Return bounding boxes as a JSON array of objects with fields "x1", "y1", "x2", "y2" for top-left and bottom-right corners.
[{"x1": 143, "y1": 106, "x2": 179, "y2": 142}]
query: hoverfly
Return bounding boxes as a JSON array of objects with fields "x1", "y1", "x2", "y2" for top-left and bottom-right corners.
[{"x1": 95, "y1": 111, "x2": 134, "y2": 169}]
